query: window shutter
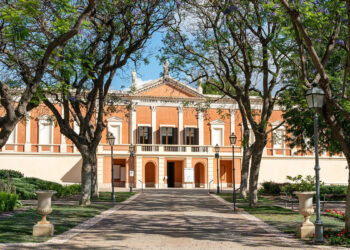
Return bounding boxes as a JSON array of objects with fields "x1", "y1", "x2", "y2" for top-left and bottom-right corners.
[
  {"x1": 184, "y1": 128, "x2": 187, "y2": 145},
  {"x1": 173, "y1": 128, "x2": 178, "y2": 144},
  {"x1": 148, "y1": 126, "x2": 152, "y2": 144},
  {"x1": 195, "y1": 128, "x2": 199, "y2": 145},
  {"x1": 137, "y1": 127, "x2": 141, "y2": 144}
]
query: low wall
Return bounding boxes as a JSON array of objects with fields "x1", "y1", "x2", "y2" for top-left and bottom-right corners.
[
  {"x1": 259, "y1": 157, "x2": 348, "y2": 185},
  {"x1": 0, "y1": 154, "x2": 82, "y2": 184}
]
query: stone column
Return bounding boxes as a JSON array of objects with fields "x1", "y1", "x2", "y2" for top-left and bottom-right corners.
[
  {"x1": 208, "y1": 157, "x2": 214, "y2": 190},
  {"x1": 24, "y1": 112, "x2": 31, "y2": 152},
  {"x1": 178, "y1": 106, "x2": 183, "y2": 145},
  {"x1": 136, "y1": 156, "x2": 143, "y2": 188},
  {"x1": 198, "y1": 109, "x2": 204, "y2": 145},
  {"x1": 151, "y1": 106, "x2": 156, "y2": 144},
  {"x1": 158, "y1": 156, "x2": 165, "y2": 188}
]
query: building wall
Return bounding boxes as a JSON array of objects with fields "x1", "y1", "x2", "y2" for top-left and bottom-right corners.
[{"x1": 0, "y1": 154, "x2": 81, "y2": 184}]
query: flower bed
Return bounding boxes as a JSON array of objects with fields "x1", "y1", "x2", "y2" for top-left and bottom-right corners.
[
  {"x1": 324, "y1": 228, "x2": 350, "y2": 245},
  {"x1": 326, "y1": 209, "x2": 344, "y2": 220}
]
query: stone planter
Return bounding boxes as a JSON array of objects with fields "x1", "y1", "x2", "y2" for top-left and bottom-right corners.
[
  {"x1": 33, "y1": 190, "x2": 56, "y2": 237},
  {"x1": 294, "y1": 191, "x2": 316, "y2": 240}
]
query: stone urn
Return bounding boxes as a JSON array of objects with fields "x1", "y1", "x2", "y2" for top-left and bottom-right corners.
[
  {"x1": 294, "y1": 191, "x2": 316, "y2": 239},
  {"x1": 33, "y1": 190, "x2": 56, "y2": 237}
]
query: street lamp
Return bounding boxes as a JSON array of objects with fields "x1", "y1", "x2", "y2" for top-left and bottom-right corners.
[
  {"x1": 229, "y1": 132, "x2": 237, "y2": 212},
  {"x1": 215, "y1": 144, "x2": 220, "y2": 194},
  {"x1": 129, "y1": 144, "x2": 134, "y2": 193},
  {"x1": 305, "y1": 83, "x2": 325, "y2": 244},
  {"x1": 107, "y1": 132, "x2": 116, "y2": 203}
]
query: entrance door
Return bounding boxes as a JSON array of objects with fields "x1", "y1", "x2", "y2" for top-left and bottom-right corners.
[{"x1": 167, "y1": 162, "x2": 175, "y2": 187}]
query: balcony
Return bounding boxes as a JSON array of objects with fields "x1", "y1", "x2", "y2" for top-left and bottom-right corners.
[{"x1": 136, "y1": 144, "x2": 210, "y2": 154}]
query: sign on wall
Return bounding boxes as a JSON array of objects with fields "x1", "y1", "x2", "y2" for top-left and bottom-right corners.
[{"x1": 184, "y1": 168, "x2": 194, "y2": 183}]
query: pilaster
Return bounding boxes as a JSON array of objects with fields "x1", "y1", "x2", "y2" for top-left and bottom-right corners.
[
  {"x1": 158, "y1": 156, "x2": 165, "y2": 188},
  {"x1": 178, "y1": 106, "x2": 183, "y2": 145},
  {"x1": 24, "y1": 112, "x2": 31, "y2": 152},
  {"x1": 198, "y1": 109, "x2": 204, "y2": 145},
  {"x1": 130, "y1": 103, "x2": 137, "y2": 144},
  {"x1": 60, "y1": 104, "x2": 67, "y2": 153},
  {"x1": 151, "y1": 106, "x2": 156, "y2": 144},
  {"x1": 183, "y1": 157, "x2": 194, "y2": 189},
  {"x1": 136, "y1": 156, "x2": 143, "y2": 188},
  {"x1": 230, "y1": 108, "x2": 235, "y2": 134},
  {"x1": 208, "y1": 157, "x2": 214, "y2": 189},
  {"x1": 97, "y1": 156, "x2": 104, "y2": 187}
]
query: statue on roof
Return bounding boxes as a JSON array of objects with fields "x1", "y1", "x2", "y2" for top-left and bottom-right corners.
[
  {"x1": 131, "y1": 70, "x2": 137, "y2": 88},
  {"x1": 163, "y1": 60, "x2": 169, "y2": 77}
]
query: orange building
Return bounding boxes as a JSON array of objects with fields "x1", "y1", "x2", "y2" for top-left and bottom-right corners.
[{"x1": 0, "y1": 66, "x2": 348, "y2": 190}]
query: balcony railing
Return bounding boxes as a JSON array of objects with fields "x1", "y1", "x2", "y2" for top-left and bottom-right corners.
[{"x1": 136, "y1": 144, "x2": 210, "y2": 153}]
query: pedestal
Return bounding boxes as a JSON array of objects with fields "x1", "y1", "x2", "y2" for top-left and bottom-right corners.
[
  {"x1": 33, "y1": 223, "x2": 54, "y2": 237},
  {"x1": 298, "y1": 224, "x2": 315, "y2": 240}
]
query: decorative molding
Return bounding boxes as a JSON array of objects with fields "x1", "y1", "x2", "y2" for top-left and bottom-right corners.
[
  {"x1": 210, "y1": 119, "x2": 225, "y2": 125},
  {"x1": 107, "y1": 116, "x2": 123, "y2": 122}
]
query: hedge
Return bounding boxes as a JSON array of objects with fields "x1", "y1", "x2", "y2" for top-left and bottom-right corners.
[
  {"x1": 10, "y1": 178, "x2": 81, "y2": 200},
  {"x1": 260, "y1": 181, "x2": 347, "y2": 200},
  {"x1": 0, "y1": 170, "x2": 23, "y2": 179}
]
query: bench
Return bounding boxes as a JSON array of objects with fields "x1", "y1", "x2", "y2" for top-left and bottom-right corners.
[
  {"x1": 280, "y1": 192, "x2": 298, "y2": 210},
  {"x1": 321, "y1": 194, "x2": 346, "y2": 211}
]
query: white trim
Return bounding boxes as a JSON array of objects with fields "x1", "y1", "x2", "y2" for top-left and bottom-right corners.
[
  {"x1": 159, "y1": 124, "x2": 176, "y2": 127},
  {"x1": 151, "y1": 106, "x2": 156, "y2": 144},
  {"x1": 108, "y1": 117, "x2": 123, "y2": 145},
  {"x1": 184, "y1": 125, "x2": 198, "y2": 128},
  {"x1": 138, "y1": 124, "x2": 151, "y2": 127},
  {"x1": 210, "y1": 119, "x2": 225, "y2": 125},
  {"x1": 210, "y1": 123, "x2": 225, "y2": 146}
]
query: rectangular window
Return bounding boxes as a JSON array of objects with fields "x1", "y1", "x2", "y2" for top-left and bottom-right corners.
[
  {"x1": 161, "y1": 127, "x2": 177, "y2": 144},
  {"x1": 273, "y1": 129, "x2": 284, "y2": 148},
  {"x1": 138, "y1": 126, "x2": 152, "y2": 144},
  {"x1": 185, "y1": 128, "x2": 199, "y2": 145},
  {"x1": 39, "y1": 121, "x2": 52, "y2": 145},
  {"x1": 109, "y1": 125, "x2": 121, "y2": 144}
]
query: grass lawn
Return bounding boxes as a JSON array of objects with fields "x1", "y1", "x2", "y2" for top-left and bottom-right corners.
[
  {"x1": 0, "y1": 192, "x2": 136, "y2": 243},
  {"x1": 92, "y1": 192, "x2": 136, "y2": 202},
  {"x1": 0, "y1": 203, "x2": 113, "y2": 243},
  {"x1": 240, "y1": 205, "x2": 344, "y2": 235},
  {"x1": 217, "y1": 193, "x2": 273, "y2": 203}
]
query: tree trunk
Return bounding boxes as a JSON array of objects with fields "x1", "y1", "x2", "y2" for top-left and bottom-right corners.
[
  {"x1": 248, "y1": 140, "x2": 265, "y2": 207},
  {"x1": 91, "y1": 153, "x2": 99, "y2": 198},
  {"x1": 240, "y1": 146, "x2": 252, "y2": 199},
  {"x1": 80, "y1": 151, "x2": 94, "y2": 206}
]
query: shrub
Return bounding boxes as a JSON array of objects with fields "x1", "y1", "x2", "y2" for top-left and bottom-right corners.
[
  {"x1": 281, "y1": 175, "x2": 317, "y2": 195},
  {"x1": 260, "y1": 181, "x2": 283, "y2": 195},
  {"x1": 324, "y1": 228, "x2": 350, "y2": 245},
  {"x1": 0, "y1": 170, "x2": 23, "y2": 179},
  {"x1": 0, "y1": 192, "x2": 18, "y2": 211}
]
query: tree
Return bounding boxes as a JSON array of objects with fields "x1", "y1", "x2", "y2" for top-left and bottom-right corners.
[
  {"x1": 41, "y1": 0, "x2": 174, "y2": 205},
  {"x1": 0, "y1": 0, "x2": 95, "y2": 147},
  {"x1": 275, "y1": 0, "x2": 350, "y2": 229},
  {"x1": 161, "y1": 0, "x2": 290, "y2": 204}
]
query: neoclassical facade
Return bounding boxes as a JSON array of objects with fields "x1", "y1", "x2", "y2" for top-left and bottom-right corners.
[{"x1": 0, "y1": 67, "x2": 348, "y2": 190}]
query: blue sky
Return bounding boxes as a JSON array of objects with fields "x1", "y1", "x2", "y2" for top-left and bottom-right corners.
[{"x1": 111, "y1": 32, "x2": 165, "y2": 90}]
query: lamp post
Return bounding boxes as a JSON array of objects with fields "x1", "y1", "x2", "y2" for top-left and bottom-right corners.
[
  {"x1": 230, "y1": 132, "x2": 237, "y2": 212},
  {"x1": 306, "y1": 83, "x2": 325, "y2": 244},
  {"x1": 215, "y1": 144, "x2": 220, "y2": 194},
  {"x1": 129, "y1": 144, "x2": 134, "y2": 193},
  {"x1": 107, "y1": 132, "x2": 116, "y2": 203}
]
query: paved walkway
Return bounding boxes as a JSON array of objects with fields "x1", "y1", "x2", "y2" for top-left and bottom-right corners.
[{"x1": 14, "y1": 190, "x2": 316, "y2": 249}]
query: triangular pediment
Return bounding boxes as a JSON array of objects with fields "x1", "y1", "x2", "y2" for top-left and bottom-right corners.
[{"x1": 134, "y1": 77, "x2": 204, "y2": 98}]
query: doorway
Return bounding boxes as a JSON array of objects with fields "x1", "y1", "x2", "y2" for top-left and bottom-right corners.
[{"x1": 167, "y1": 162, "x2": 175, "y2": 187}]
